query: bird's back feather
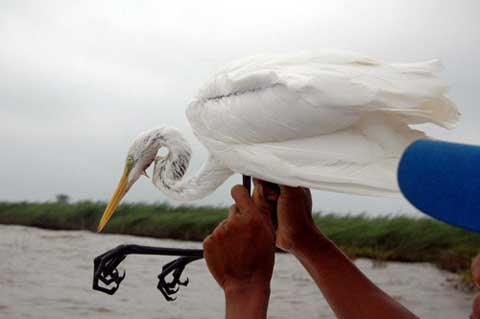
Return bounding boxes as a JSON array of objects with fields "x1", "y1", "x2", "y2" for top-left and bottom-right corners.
[{"x1": 187, "y1": 50, "x2": 460, "y2": 196}]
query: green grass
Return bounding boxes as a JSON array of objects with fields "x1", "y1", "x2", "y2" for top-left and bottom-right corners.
[
  {"x1": 1, "y1": 201, "x2": 479, "y2": 277},
  {"x1": 0, "y1": 201, "x2": 228, "y2": 240}
]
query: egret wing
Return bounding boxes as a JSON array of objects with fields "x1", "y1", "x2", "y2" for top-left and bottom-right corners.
[
  {"x1": 188, "y1": 50, "x2": 458, "y2": 146},
  {"x1": 186, "y1": 50, "x2": 459, "y2": 195},
  {"x1": 200, "y1": 114, "x2": 427, "y2": 196}
]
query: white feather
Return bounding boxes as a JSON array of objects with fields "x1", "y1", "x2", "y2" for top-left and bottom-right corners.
[{"x1": 183, "y1": 49, "x2": 460, "y2": 197}]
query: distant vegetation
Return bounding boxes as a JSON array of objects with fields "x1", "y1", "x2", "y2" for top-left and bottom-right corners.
[
  {"x1": 55, "y1": 194, "x2": 70, "y2": 204},
  {"x1": 1, "y1": 201, "x2": 479, "y2": 283}
]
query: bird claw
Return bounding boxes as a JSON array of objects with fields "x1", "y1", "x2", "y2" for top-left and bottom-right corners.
[
  {"x1": 92, "y1": 244, "x2": 203, "y2": 301},
  {"x1": 92, "y1": 245, "x2": 128, "y2": 295},
  {"x1": 157, "y1": 256, "x2": 199, "y2": 301}
]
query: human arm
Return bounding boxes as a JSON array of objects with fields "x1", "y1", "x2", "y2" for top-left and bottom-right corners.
[
  {"x1": 256, "y1": 179, "x2": 419, "y2": 319},
  {"x1": 203, "y1": 184, "x2": 276, "y2": 319}
]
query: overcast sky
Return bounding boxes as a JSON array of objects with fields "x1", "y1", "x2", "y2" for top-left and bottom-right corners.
[{"x1": 1, "y1": 0, "x2": 479, "y2": 215}]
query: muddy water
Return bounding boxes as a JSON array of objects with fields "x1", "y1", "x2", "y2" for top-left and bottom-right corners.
[{"x1": 0, "y1": 225, "x2": 473, "y2": 318}]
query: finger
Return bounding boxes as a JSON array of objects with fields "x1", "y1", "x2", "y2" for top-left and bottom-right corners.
[
  {"x1": 253, "y1": 178, "x2": 280, "y2": 199},
  {"x1": 252, "y1": 182, "x2": 274, "y2": 218},
  {"x1": 202, "y1": 235, "x2": 223, "y2": 280},
  {"x1": 264, "y1": 183, "x2": 280, "y2": 202},
  {"x1": 203, "y1": 234, "x2": 220, "y2": 258},
  {"x1": 302, "y1": 187, "x2": 313, "y2": 212},
  {"x1": 228, "y1": 204, "x2": 239, "y2": 218},
  {"x1": 212, "y1": 219, "x2": 229, "y2": 237},
  {"x1": 279, "y1": 184, "x2": 304, "y2": 198},
  {"x1": 227, "y1": 205, "x2": 245, "y2": 231},
  {"x1": 203, "y1": 234, "x2": 213, "y2": 250},
  {"x1": 252, "y1": 178, "x2": 265, "y2": 198},
  {"x1": 231, "y1": 185, "x2": 254, "y2": 215}
]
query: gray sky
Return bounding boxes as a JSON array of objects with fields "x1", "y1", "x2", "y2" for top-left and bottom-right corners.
[{"x1": 1, "y1": 0, "x2": 479, "y2": 216}]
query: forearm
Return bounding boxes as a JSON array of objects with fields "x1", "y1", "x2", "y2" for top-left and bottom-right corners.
[
  {"x1": 224, "y1": 284, "x2": 270, "y2": 319},
  {"x1": 293, "y1": 231, "x2": 418, "y2": 319}
]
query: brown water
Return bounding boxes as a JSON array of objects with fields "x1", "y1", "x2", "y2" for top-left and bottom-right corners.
[{"x1": 0, "y1": 225, "x2": 473, "y2": 318}]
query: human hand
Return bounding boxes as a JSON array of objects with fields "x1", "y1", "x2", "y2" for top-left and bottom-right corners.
[
  {"x1": 203, "y1": 184, "x2": 275, "y2": 294},
  {"x1": 275, "y1": 184, "x2": 324, "y2": 254},
  {"x1": 252, "y1": 179, "x2": 322, "y2": 254},
  {"x1": 252, "y1": 182, "x2": 419, "y2": 319}
]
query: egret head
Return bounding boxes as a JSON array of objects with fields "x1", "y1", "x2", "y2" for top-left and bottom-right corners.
[{"x1": 97, "y1": 129, "x2": 164, "y2": 232}]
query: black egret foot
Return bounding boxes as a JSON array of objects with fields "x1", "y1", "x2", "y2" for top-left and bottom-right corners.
[
  {"x1": 157, "y1": 256, "x2": 203, "y2": 301},
  {"x1": 93, "y1": 245, "x2": 128, "y2": 295},
  {"x1": 92, "y1": 244, "x2": 203, "y2": 300}
]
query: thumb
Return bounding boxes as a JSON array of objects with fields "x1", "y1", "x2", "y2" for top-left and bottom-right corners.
[
  {"x1": 253, "y1": 179, "x2": 277, "y2": 221},
  {"x1": 231, "y1": 185, "x2": 254, "y2": 215}
]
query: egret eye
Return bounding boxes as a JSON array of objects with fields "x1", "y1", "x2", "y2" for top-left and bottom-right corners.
[{"x1": 157, "y1": 147, "x2": 169, "y2": 159}]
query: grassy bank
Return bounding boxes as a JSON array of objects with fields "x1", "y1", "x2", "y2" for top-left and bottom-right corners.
[{"x1": 1, "y1": 201, "x2": 479, "y2": 278}]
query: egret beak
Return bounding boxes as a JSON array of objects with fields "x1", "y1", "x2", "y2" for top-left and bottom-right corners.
[{"x1": 97, "y1": 171, "x2": 129, "y2": 232}]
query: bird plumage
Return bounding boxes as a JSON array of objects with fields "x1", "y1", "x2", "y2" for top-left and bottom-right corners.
[{"x1": 185, "y1": 49, "x2": 459, "y2": 197}]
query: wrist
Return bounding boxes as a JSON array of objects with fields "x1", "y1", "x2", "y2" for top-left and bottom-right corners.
[
  {"x1": 290, "y1": 228, "x2": 333, "y2": 257},
  {"x1": 224, "y1": 281, "x2": 270, "y2": 319},
  {"x1": 224, "y1": 279, "x2": 270, "y2": 299}
]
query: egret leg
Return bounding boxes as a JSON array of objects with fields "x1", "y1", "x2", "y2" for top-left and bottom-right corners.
[{"x1": 243, "y1": 175, "x2": 251, "y2": 195}]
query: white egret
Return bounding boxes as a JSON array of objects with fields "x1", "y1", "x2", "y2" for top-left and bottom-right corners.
[{"x1": 97, "y1": 49, "x2": 459, "y2": 231}]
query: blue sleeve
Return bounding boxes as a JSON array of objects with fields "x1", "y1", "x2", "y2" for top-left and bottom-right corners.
[{"x1": 398, "y1": 139, "x2": 480, "y2": 233}]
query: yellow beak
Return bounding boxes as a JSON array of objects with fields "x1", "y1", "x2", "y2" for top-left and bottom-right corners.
[{"x1": 97, "y1": 171, "x2": 129, "y2": 232}]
